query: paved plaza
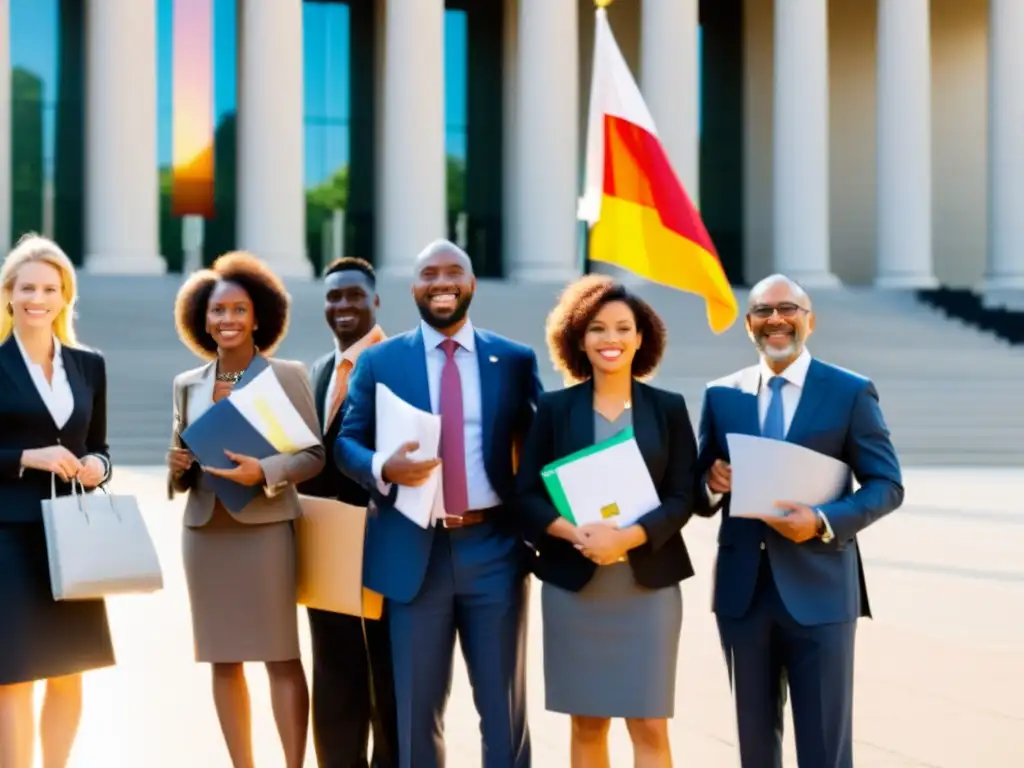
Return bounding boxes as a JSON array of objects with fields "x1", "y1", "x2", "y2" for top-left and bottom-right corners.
[{"x1": 37, "y1": 467, "x2": 1024, "y2": 767}]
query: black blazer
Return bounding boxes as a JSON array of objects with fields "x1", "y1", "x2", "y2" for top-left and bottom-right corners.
[
  {"x1": 515, "y1": 379, "x2": 698, "y2": 592},
  {"x1": 297, "y1": 350, "x2": 370, "y2": 506},
  {"x1": 0, "y1": 336, "x2": 111, "y2": 523}
]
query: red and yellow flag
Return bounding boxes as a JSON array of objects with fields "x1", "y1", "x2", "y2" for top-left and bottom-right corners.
[{"x1": 578, "y1": 6, "x2": 738, "y2": 334}]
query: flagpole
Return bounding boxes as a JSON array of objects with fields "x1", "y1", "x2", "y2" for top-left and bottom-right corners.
[{"x1": 580, "y1": 0, "x2": 614, "y2": 275}]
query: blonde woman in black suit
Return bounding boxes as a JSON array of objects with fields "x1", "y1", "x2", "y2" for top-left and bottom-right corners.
[{"x1": 0, "y1": 234, "x2": 114, "y2": 768}]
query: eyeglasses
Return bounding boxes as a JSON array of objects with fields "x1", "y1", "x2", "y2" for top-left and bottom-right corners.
[{"x1": 748, "y1": 303, "x2": 810, "y2": 320}]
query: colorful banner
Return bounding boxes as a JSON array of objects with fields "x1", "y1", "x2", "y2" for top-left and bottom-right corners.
[{"x1": 172, "y1": 0, "x2": 215, "y2": 218}]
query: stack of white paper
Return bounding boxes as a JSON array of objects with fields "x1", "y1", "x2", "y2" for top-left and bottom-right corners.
[
  {"x1": 375, "y1": 384, "x2": 442, "y2": 528},
  {"x1": 726, "y1": 433, "x2": 850, "y2": 518},
  {"x1": 228, "y1": 367, "x2": 320, "y2": 453},
  {"x1": 546, "y1": 433, "x2": 660, "y2": 529}
]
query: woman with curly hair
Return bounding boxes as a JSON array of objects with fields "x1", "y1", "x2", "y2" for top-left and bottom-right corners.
[
  {"x1": 516, "y1": 275, "x2": 699, "y2": 767},
  {"x1": 167, "y1": 252, "x2": 324, "y2": 768}
]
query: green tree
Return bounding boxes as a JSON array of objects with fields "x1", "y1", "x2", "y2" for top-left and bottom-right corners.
[{"x1": 447, "y1": 155, "x2": 465, "y2": 213}]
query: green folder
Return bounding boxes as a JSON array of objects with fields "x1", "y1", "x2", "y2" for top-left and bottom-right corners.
[{"x1": 540, "y1": 426, "x2": 636, "y2": 524}]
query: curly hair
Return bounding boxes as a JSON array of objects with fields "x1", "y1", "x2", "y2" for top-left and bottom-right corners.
[
  {"x1": 545, "y1": 275, "x2": 667, "y2": 382},
  {"x1": 174, "y1": 251, "x2": 291, "y2": 359}
]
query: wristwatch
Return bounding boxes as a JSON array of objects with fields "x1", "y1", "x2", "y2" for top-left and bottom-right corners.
[{"x1": 814, "y1": 508, "x2": 835, "y2": 544}]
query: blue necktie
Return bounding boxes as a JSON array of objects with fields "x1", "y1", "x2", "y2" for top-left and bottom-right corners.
[{"x1": 762, "y1": 376, "x2": 787, "y2": 440}]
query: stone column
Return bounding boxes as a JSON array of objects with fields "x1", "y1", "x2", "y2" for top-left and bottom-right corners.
[
  {"x1": 237, "y1": 0, "x2": 309, "y2": 276},
  {"x1": 641, "y1": 0, "x2": 699, "y2": 200},
  {"x1": 84, "y1": 0, "x2": 164, "y2": 274},
  {"x1": 510, "y1": 0, "x2": 578, "y2": 281},
  {"x1": 378, "y1": 0, "x2": 446, "y2": 276},
  {"x1": 772, "y1": 0, "x2": 837, "y2": 286},
  {"x1": 985, "y1": 0, "x2": 1024, "y2": 308},
  {"x1": 875, "y1": 0, "x2": 935, "y2": 288}
]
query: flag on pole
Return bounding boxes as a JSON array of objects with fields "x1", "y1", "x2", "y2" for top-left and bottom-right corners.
[{"x1": 578, "y1": 4, "x2": 738, "y2": 334}]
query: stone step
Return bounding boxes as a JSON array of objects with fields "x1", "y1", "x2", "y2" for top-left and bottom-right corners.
[{"x1": 73, "y1": 275, "x2": 1024, "y2": 468}]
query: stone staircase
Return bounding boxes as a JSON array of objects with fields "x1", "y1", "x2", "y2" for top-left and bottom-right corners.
[{"x1": 74, "y1": 274, "x2": 1024, "y2": 467}]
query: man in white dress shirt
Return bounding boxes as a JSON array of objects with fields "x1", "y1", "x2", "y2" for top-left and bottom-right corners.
[{"x1": 693, "y1": 274, "x2": 904, "y2": 768}]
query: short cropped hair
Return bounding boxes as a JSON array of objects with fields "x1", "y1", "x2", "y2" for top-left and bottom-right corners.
[
  {"x1": 323, "y1": 257, "x2": 375, "y2": 287},
  {"x1": 545, "y1": 275, "x2": 667, "y2": 382},
  {"x1": 174, "y1": 251, "x2": 291, "y2": 359}
]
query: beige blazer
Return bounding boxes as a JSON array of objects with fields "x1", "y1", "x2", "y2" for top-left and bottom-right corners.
[{"x1": 168, "y1": 357, "x2": 326, "y2": 528}]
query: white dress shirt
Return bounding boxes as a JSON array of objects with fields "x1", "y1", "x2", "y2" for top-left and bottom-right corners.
[
  {"x1": 14, "y1": 332, "x2": 110, "y2": 481},
  {"x1": 324, "y1": 325, "x2": 385, "y2": 424},
  {"x1": 371, "y1": 319, "x2": 501, "y2": 511},
  {"x1": 14, "y1": 332, "x2": 74, "y2": 429},
  {"x1": 755, "y1": 347, "x2": 812, "y2": 436}
]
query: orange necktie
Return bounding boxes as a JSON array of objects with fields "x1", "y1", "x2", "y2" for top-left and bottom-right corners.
[{"x1": 325, "y1": 359, "x2": 353, "y2": 432}]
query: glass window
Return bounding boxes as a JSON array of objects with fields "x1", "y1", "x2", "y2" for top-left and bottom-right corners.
[
  {"x1": 156, "y1": 0, "x2": 238, "y2": 271},
  {"x1": 304, "y1": 0, "x2": 351, "y2": 273},
  {"x1": 444, "y1": 1, "x2": 502, "y2": 276},
  {"x1": 10, "y1": 0, "x2": 85, "y2": 262},
  {"x1": 444, "y1": 8, "x2": 468, "y2": 248}
]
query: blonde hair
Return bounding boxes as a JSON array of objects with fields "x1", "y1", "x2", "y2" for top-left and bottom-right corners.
[{"x1": 0, "y1": 233, "x2": 79, "y2": 347}]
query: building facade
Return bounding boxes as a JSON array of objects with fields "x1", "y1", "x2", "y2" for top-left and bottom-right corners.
[{"x1": 0, "y1": 0, "x2": 1021, "y2": 296}]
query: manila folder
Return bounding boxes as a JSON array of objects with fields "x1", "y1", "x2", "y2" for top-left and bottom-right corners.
[{"x1": 295, "y1": 495, "x2": 383, "y2": 619}]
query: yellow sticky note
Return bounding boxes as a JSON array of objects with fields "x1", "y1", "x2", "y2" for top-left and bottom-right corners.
[{"x1": 600, "y1": 502, "x2": 620, "y2": 520}]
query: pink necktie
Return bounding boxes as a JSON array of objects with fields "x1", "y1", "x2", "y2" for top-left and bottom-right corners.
[{"x1": 439, "y1": 339, "x2": 468, "y2": 517}]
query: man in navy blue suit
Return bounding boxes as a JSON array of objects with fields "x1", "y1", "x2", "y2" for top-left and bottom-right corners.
[
  {"x1": 694, "y1": 274, "x2": 904, "y2": 768},
  {"x1": 336, "y1": 240, "x2": 542, "y2": 768}
]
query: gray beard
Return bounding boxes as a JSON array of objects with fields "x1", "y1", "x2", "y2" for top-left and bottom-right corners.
[{"x1": 757, "y1": 336, "x2": 801, "y2": 362}]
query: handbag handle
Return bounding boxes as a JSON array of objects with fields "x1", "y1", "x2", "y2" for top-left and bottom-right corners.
[
  {"x1": 50, "y1": 473, "x2": 87, "y2": 518},
  {"x1": 48, "y1": 474, "x2": 123, "y2": 525}
]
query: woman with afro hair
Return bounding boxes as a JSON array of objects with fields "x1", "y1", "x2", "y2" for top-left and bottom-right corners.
[
  {"x1": 515, "y1": 275, "x2": 699, "y2": 767},
  {"x1": 167, "y1": 252, "x2": 324, "y2": 768}
]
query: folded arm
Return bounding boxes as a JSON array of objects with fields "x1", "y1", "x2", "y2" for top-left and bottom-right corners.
[
  {"x1": 628, "y1": 393, "x2": 698, "y2": 551},
  {"x1": 512, "y1": 351, "x2": 544, "y2": 474},
  {"x1": 84, "y1": 354, "x2": 112, "y2": 485},
  {"x1": 514, "y1": 396, "x2": 561, "y2": 544},
  {"x1": 816, "y1": 382, "x2": 904, "y2": 542},
  {"x1": 259, "y1": 363, "x2": 326, "y2": 493}
]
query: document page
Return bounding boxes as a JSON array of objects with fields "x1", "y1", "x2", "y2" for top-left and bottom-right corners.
[
  {"x1": 544, "y1": 429, "x2": 660, "y2": 528},
  {"x1": 375, "y1": 384, "x2": 441, "y2": 528},
  {"x1": 228, "y1": 367, "x2": 320, "y2": 453},
  {"x1": 726, "y1": 433, "x2": 850, "y2": 519}
]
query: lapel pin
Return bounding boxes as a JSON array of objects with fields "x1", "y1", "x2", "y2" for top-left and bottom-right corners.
[{"x1": 489, "y1": 355, "x2": 499, "y2": 363}]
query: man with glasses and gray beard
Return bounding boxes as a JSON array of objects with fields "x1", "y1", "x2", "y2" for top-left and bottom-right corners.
[{"x1": 692, "y1": 274, "x2": 904, "y2": 768}]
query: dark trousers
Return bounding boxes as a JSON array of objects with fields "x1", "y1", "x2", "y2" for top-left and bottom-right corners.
[
  {"x1": 716, "y1": 556, "x2": 857, "y2": 768},
  {"x1": 308, "y1": 607, "x2": 399, "y2": 768},
  {"x1": 387, "y1": 523, "x2": 531, "y2": 768}
]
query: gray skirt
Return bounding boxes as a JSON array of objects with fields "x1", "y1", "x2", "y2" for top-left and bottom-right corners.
[
  {"x1": 541, "y1": 563, "x2": 682, "y2": 719},
  {"x1": 182, "y1": 509, "x2": 299, "y2": 664}
]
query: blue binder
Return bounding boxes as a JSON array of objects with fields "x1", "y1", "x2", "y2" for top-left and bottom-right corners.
[{"x1": 180, "y1": 356, "x2": 281, "y2": 514}]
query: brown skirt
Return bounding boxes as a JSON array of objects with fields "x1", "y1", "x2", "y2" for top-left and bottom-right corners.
[{"x1": 181, "y1": 504, "x2": 299, "y2": 663}]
